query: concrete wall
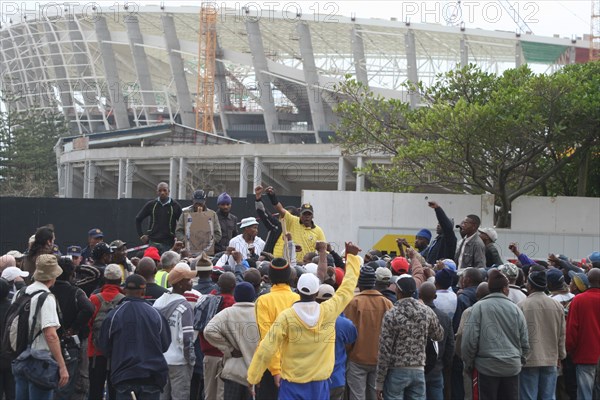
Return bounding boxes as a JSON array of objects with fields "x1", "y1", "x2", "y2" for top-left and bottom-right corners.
[{"x1": 304, "y1": 191, "x2": 600, "y2": 259}]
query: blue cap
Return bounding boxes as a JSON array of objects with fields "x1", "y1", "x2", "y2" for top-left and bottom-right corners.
[
  {"x1": 416, "y1": 229, "x2": 432, "y2": 242},
  {"x1": 52, "y1": 245, "x2": 62, "y2": 256},
  {"x1": 88, "y1": 228, "x2": 104, "y2": 238},
  {"x1": 67, "y1": 245, "x2": 82, "y2": 256},
  {"x1": 192, "y1": 190, "x2": 206, "y2": 203}
]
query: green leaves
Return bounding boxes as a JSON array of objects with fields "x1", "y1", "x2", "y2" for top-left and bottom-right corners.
[{"x1": 333, "y1": 61, "x2": 600, "y2": 227}]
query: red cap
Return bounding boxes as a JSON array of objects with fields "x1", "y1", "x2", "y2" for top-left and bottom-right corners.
[
  {"x1": 334, "y1": 267, "x2": 345, "y2": 288},
  {"x1": 391, "y1": 257, "x2": 409, "y2": 275},
  {"x1": 143, "y1": 246, "x2": 160, "y2": 262}
]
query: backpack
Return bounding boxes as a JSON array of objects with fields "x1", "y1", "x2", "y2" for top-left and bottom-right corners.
[
  {"x1": 193, "y1": 295, "x2": 223, "y2": 333},
  {"x1": 425, "y1": 339, "x2": 439, "y2": 374},
  {"x1": 0, "y1": 289, "x2": 48, "y2": 369},
  {"x1": 91, "y1": 293, "x2": 125, "y2": 349}
]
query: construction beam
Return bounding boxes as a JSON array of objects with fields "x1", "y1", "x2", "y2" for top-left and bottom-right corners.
[
  {"x1": 352, "y1": 26, "x2": 369, "y2": 86},
  {"x1": 405, "y1": 30, "x2": 420, "y2": 109},
  {"x1": 95, "y1": 16, "x2": 130, "y2": 129},
  {"x1": 161, "y1": 14, "x2": 195, "y2": 128},
  {"x1": 125, "y1": 16, "x2": 156, "y2": 124},
  {"x1": 297, "y1": 22, "x2": 326, "y2": 144},
  {"x1": 245, "y1": 19, "x2": 280, "y2": 143}
]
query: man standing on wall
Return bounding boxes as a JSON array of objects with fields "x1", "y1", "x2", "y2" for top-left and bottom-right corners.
[
  {"x1": 136, "y1": 182, "x2": 182, "y2": 254},
  {"x1": 215, "y1": 192, "x2": 238, "y2": 254},
  {"x1": 176, "y1": 189, "x2": 222, "y2": 256}
]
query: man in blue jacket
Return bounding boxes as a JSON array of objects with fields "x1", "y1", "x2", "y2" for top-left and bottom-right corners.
[{"x1": 98, "y1": 274, "x2": 171, "y2": 400}]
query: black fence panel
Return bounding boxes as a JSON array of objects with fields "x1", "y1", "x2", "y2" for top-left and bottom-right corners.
[{"x1": 0, "y1": 195, "x2": 301, "y2": 255}]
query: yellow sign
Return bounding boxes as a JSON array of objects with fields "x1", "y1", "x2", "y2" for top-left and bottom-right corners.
[{"x1": 372, "y1": 234, "x2": 415, "y2": 256}]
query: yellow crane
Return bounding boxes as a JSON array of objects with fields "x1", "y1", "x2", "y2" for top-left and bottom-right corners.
[{"x1": 196, "y1": 3, "x2": 217, "y2": 133}]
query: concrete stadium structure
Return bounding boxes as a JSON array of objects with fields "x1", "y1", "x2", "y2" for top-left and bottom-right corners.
[{"x1": 0, "y1": 4, "x2": 593, "y2": 199}]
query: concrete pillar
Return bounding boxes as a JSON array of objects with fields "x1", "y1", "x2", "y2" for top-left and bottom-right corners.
[
  {"x1": 245, "y1": 19, "x2": 280, "y2": 143},
  {"x1": 169, "y1": 158, "x2": 179, "y2": 199},
  {"x1": 297, "y1": 22, "x2": 326, "y2": 143},
  {"x1": 356, "y1": 157, "x2": 365, "y2": 192},
  {"x1": 117, "y1": 159, "x2": 126, "y2": 199},
  {"x1": 569, "y1": 46, "x2": 576, "y2": 64},
  {"x1": 460, "y1": 37, "x2": 469, "y2": 67},
  {"x1": 352, "y1": 27, "x2": 369, "y2": 86},
  {"x1": 405, "y1": 30, "x2": 420, "y2": 109},
  {"x1": 124, "y1": 160, "x2": 134, "y2": 198},
  {"x1": 161, "y1": 14, "x2": 195, "y2": 128},
  {"x1": 253, "y1": 157, "x2": 263, "y2": 191},
  {"x1": 95, "y1": 16, "x2": 130, "y2": 129},
  {"x1": 84, "y1": 161, "x2": 97, "y2": 199},
  {"x1": 178, "y1": 157, "x2": 188, "y2": 200},
  {"x1": 515, "y1": 40, "x2": 523, "y2": 67},
  {"x1": 239, "y1": 157, "x2": 248, "y2": 197},
  {"x1": 126, "y1": 16, "x2": 156, "y2": 124},
  {"x1": 338, "y1": 157, "x2": 347, "y2": 191}
]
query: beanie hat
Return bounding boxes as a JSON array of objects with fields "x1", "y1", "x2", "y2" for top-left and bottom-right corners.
[
  {"x1": 435, "y1": 268, "x2": 455, "y2": 289},
  {"x1": 528, "y1": 270, "x2": 547, "y2": 291},
  {"x1": 269, "y1": 257, "x2": 291, "y2": 284},
  {"x1": 391, "y1": 257, "x2": 409, "y2": 275},
  {"x1": 143, "y1": 246, "x2": 161, "y2": 262},
  {"x1": 357, "y1": 265, "x2": 376, "y2": 288},
  {"x1": 217, "y1": 192, "x2": 232, "y2": 205},
  {"x1": 546, "y1": 269, "x2": 566, "y2": 291},
  {"x1": 487, "y1": 269, "x2": 509, "y2": 293},
  {"x1": 498, "y1": 263, "x2": 519, "y2": 279},
  {"x1": 234, "y1": 282, "x2": 257, "y2": 302},
  {"x1": 416, "y1": 229, "x2": 432, "y2": 242}
]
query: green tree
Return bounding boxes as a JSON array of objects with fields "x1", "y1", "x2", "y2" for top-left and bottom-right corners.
[
  {"x1": 333, "y1": 63, "x2": 600, "y2": 227},
  {"x1": 0, "y1": 87, "x2": 69, "y2": 197}
]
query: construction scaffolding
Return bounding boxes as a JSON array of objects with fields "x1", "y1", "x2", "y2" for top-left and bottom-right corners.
[
  {"x1": 592, "y1": 0, "x2": 600, "y2": 60},
  {"x1": 196, "y1": 3, "x2": 217, "y2": 133}
]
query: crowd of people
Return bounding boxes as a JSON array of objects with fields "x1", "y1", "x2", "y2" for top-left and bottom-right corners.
[{"x1": 0, "y1": 181, "x2": 598, "y2": 400}]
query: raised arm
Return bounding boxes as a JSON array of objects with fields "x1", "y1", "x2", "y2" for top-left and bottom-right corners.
[{"x1": 265, "y1": 186, "x2": 287, "y2": 216}]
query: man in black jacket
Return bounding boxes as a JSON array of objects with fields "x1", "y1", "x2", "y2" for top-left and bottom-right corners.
[
  {"x1": 136, "y1": 182, "x2": 182, "y2": 254},
  {"x1": 52, "y1": 257, "x2": 95, "y2": 400},
  {"x1": 422, "y1": 201, "x2": 457, "y2": 266}
]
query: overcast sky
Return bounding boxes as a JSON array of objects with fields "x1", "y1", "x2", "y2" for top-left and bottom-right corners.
[{"x1": 0, "y1": 0, "x2": 594, "y2": 39}]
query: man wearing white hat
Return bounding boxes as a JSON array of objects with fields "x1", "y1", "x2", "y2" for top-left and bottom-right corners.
[
  {"x1": 478, "y1": 227, "x2": 503, "y2": 268},
  {"x1": 1, "y1": 266, "x2": 28, "y2": 300},
  {"x1": 216, "y1": 217, "x2": 265, "y2": 268}
]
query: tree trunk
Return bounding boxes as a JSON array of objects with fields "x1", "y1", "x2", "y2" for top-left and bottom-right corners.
[
  {"x1": 577, "y1": 149, "x2": 590, "y2": 197},
  {"x1": 495, "y1": 195, "x2": 512, "y2": 228}
]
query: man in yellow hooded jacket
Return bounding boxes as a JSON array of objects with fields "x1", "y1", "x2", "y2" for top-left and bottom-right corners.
[{"x1": 247, "y1": 242, "x2": 361, "y2": 399}]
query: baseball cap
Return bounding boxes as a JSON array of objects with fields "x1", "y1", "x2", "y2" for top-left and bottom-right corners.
[
  {"x1": 316, "y1": 284, "x2": 335, "y2": 300},
  {"x1": 297, "y1": 273, "x2": 319, "y2": 295},
  {"x1": 6, "y1": 250, "x2": 24, "y2": 259},
  {"x1": 375, "y1": 267, "x2": 392, "y2": 283},
  {"x1": 125, "y1": 274, "x2": 146, "y2": 290},
  {"x1": 104, "y1": 264, "x2": 123, "y2": 281},
  {"x1": 442, "y1": 259, "x2": 457, "y2": 271},
  {"x1": 88, "y1": 228, "x2": 104, "y2": 238},
  {"x1": 395, "y1": 274, "x2": 417, "y2": 294},
  {"x1": 168, "y1": 263, "x2": 197, "y2": 286},
  {"x1": 1, "y1": 266, "x2": 29, "y2": 282},
  {"x1": 52, "y1": 245, "x2": 62, "y2": 256},
  {"x1": 478, "y1": 227, "x2": 498, "y2": 242},
  {"x1": 568, "y1": 271, "x2": 590, "y2": 292},
  {"x1": 192, "y1": 190, "x2": 206, "y2": 203},
  {"x1": 391, "y1": 257, "x2": 409, "y2": 274},
  {"x1": 109, "y1": 240, "x2": 127, "y2": 251},
  {"x1": 239, "y1": 217, "x2": 259, "y2": 229},
  {"x1": 92, "y1": 242, "x2": 113, "y2": 260},
  {"x1": 66, "y1": 246, "x2": 82, "y2": 257},
  {"x1": 299, "y1": 203, "x2": 314, "y2": 215}
]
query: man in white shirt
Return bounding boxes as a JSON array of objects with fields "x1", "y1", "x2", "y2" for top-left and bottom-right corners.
[
  {"x1": 14, "y1": 254, "x2": 69, "y2": 399},
  {"x1": 216, "y1": 217, "x2": 265, "y2": 268},
  {"x1": 153, "y1": 263, "x2": 197, "y2": 400}
]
